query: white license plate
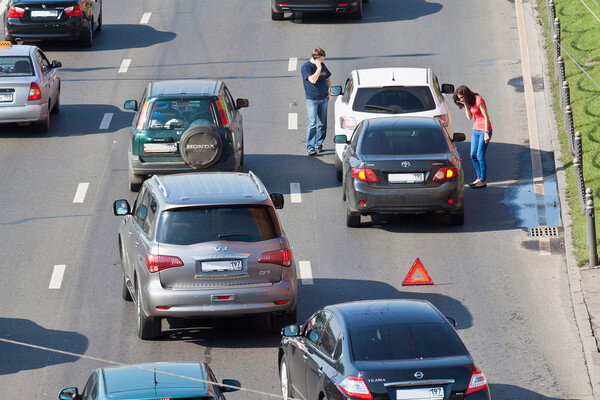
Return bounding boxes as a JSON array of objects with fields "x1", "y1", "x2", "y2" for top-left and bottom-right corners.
[
  {"x1": 31, "y1": 10, "x2": 59, "y2": 17},
  {"x1": 202, "y1": 260, "x2": 243, "y2": 272},
  {"x1": 396, "y1": 387, "x2": 444, "y2": 399},
  {"x1": 143, "y1": 143, "x2": 177, "y2": 153},
  {"x1": 388, "y1": 173, "x2": 425, "y2": 183},
  {"x1": 0, "y1": 93, "x2": 13, "y2": 102}
]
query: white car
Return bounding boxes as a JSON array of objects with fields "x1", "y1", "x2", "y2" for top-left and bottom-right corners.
[{"x1": 330, "y1": 68, "x2": 455, "y2": 180}]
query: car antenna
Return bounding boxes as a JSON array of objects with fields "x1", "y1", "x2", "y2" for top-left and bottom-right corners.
[
  {"x1": 153, "y1": 368, "x2": 158, "y2": 385},
  {"x1": 392, "y1": 71, "x2": 395, "y2": 81}
]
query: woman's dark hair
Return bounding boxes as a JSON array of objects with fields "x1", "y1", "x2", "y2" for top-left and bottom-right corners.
[{"x1": 453, "y1": 86, "x2": 477, "y2": 109}]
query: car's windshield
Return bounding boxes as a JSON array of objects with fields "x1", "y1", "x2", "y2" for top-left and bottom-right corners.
[
  {"x1": 0, "y1": 56, "x2": 34, "y2": 77},
  {"x1": 353, "y1": 86, "x2": 436, "y2": 113},
  {"x1": 145, "y1": 99, "x2": 218, "y2": 130},
  {"x1": 157, "y1": 206, "x2": 278, "y2": 245},
  {"x1": 360, "y1": 126, "x2": 448, "y2": 155},
  {"x1": 350, "y1": 323, "x2": 465, "y2": 361}
]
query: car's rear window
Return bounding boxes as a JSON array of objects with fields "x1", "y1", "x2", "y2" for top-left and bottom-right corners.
[
  {"x1": 360, "y1": 127, "x2": 448, "y2": 155},
  {"x1": 350, "y1": 323, "x2": 464, "y2": 361},
  {"x1": 0, "y1": 56, "x2": 34, "y2": 77},
  {"x1": 157, "y1": 206, "x2": 278, "y2": 245},
  {"x1": 352, "y1": 87, "x2": 436, "y2": 113},
  {"x1": 145, "y1": 99, "x2": 219, "y2": 130}
]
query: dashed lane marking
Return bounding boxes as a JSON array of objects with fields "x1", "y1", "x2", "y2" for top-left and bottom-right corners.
[
  {"x1": 73, "y1": 183, "x2": 89, "y2": 204},
  {"x1": 118, "y1": 59, "x2": 131, "y2": 73},
  {"x1": 99, "y1": 112, "x2": 113, "y2": 130},
  {"x1": 288, "y1": 57, "x2": 298, "y2": 71},
  {"x1": 140, "y1": 12, "x2": 152, "y2": 24},
  {"x1": 49, "y1": 265, "x2": 66, "y2": 289},
  {"x1": 0, "y1": 0, "x2": 8, "y2": 16},
  {"x1": 288, "y1": 113, "x2": 297, "y2": 130},
  {"x1": 290, "y1": 183, "x2": 301, "y2": 203},
  {"x1": 298, "y1": 261, "x2": 313, "y2": 285}
]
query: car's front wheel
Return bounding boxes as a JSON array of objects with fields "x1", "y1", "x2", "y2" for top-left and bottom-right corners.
[
  {"x1": 280, "y1": 359, "x2": 293, "y2": 400},
  {"x1": 121, "y1": 274, "x2": 132, "y2": 301},
  {"x1": 136, "y1": 285, "x2": 161, "y2": 340},
  {"x1": 335, "y1": 157, "x2": 343, "y2": 182}
]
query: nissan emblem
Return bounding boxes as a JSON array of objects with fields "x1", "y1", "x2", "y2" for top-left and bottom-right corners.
[{"x1": 414, "y1": 371, "x2": 424, "y2": 379}]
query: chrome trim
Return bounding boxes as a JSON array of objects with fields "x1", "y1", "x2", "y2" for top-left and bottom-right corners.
[
  {"x1": 247, "y1": 171, "x2": 265, "y2": 195},
  {"x1": 384, "y1": 379, "x2": 455, "y2": 387},
  {"x1": 151, "y1": 175, "x2": 169, "y2": 198}
]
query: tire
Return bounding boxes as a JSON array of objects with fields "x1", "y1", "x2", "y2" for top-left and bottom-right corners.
[
  {"x1": 121, "y1": 274, "x2": 132, "y2": 301},
  {"x1": 335, "y1": 157, "x2": 343, "y2": 182},
  {"x1": 128, "y1": 170, "x2": 144, "y2": 192},
  {"x1": 271, "y1": 8, "x2": 284, "y2": 20},
  {"x1": 449, "y1": 206, "x2": 465, "y2": 225},
  {"x1": 80, "y1": 22, "x2": 93, "y2": 47},
  {"x1": 51, "y1": 91, "x2": 60, "y2": 114},
  {"x1": 96, "y1": 11, "x2": 102, "y2": 32},
  {"x1": 280, "y1": 359, "x2": 293, "y2": 400},
  {"x1": 35, "y1": 108, "x2": 50, "y2": 133},
  {"x1": 179, "y1": 125, "x2": 223, "y2": 169},
  {"x1": 349, "y1": 0, "x2": 363, "y2": 19},
  {"x1": 346, "y1": 203, "x2": 360, "y2": 227},
  {"x1": 271, "y1": 309, "x2": 297, "y2": 334},
  {"x1": 136, "y1": 284, "x2": 161, "y2": 340}
]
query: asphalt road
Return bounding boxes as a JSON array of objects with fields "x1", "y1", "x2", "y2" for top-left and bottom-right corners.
[{"x1": 0, "y1": 1, "x2": 593, "y2": 399}]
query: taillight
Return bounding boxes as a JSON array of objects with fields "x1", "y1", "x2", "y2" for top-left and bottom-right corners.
[
  {"x1": 465, "y1": 370, "x2": 488, "y2": 395},
  {"x1": 351, "y1": 168, "x2": 379, "y2": 183},
  {"x1": 340, "y1": 116, "x2": 356, "y2": 130},
  {"x1": 432, "y1": 167, "x2": 459, "y2": 182},
  {"x1": 216, "y1": 99, "x2": 229, "y2": 128},
  {"x1": 28, "y1": 82, "x2": 41, "y2": 101},
  {"x1": 7, "y1": 6, "x2": 25, "y2": 18},
  {"x1": 136, "y1": 101, "x2": 151, "y2": 130},
  {"x1": 259, "y1": 248, "x2": 292, "y2": 267},
  {"x1": 339, "y1": 376, "x2": 373, "y2": 400},
  {"x1": 146, "y1": 254, "x2": 183, "y2": 273},
  {"x1": 435, "y1": 114, "x2": 448, "y2": 127},
  {"x1": 64, "y1": 5, "x2": 83, "y2": 17}
]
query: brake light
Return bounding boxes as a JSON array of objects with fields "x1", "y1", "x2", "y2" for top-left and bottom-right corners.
[
  {"x1": 338, "y1": 3, "x2": 349, "y2": 5},
  {"x1": 216, "y1": 99, "x2": 229, "y2": 128},
  {"x1": 351, "y1": 168, "x2": 379, "y2": 183},
  {"x1": 64, "y1": 5, "x2": 83, "y2": 17},
  {"x1": 136, "y1": 101, "x2": 151, "y2": 130},
  {"x1": 7, "y1": 6, "x2": 25, "y2": 18},
  {"x1": 432, "y1": 167, "x2": 459, "y2": 182},
  {"x1": 146, "y1": 254, "x2": 184, "y2": 273},
  {"x1": 340, "y1": 116, "x2": 356, "y2": 130},
  {"x1": 465, "y1": 370, "x2": 488, "y2": 395},
  {"x1": 339, "y1": 376, "x2": 373, "y2": 400},
  {"x1": 259, "y1": 248, "x2": 292, "y2": 267},
  {"x1": 28, "y1": 82, "x2": 41, "y2": 101},
  {"x1": 435, "y1": 114, "x2": 448, "y2": 127}
]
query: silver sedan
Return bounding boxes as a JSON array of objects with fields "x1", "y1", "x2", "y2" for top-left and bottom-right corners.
[{"x1": 0, "y1": 42, "x2": 61, "y2": 132}]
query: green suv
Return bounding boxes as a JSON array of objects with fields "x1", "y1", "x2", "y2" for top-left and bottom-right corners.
[{"x1": 124, "y1": 80, "x2": 249, "y2": 191}]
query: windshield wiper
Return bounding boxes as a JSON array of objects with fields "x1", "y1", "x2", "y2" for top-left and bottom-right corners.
[
  {"x1": 217, "y1": 233, "x2": 248, "y2": 240},
  {"x1": 364, "y1": 104, "x2": 396, "y2": 113}
]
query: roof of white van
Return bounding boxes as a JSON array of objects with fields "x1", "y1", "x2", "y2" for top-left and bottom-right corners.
[{"x1": 355, "y1": 68, "x2": 430, "y2": 87}]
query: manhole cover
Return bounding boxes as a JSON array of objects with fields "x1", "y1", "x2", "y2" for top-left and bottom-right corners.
[{"x1": 528, "y1": 227, "x2": 561, "y2": 237}]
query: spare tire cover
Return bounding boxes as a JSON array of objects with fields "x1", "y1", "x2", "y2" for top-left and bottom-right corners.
[{"x1": 179, "y1": 125, "x2": 223, "y2": 169}]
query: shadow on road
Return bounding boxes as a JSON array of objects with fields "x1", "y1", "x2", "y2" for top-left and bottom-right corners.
[{"x1": 488, "y1": 383, "x2": 581, "y2": 400}]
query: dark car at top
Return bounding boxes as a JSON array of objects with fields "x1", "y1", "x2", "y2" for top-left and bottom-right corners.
[
  {"x1": 4, "y1": 0, "x2": 102, "y2": 47},
  {"x1": 271, "y1": 0, "x2": 365, "y2": 20},
  {"x1": 124, "y1": 79, "x2": 249, "y2": 192},
  {"x1": 336, "y1": 116, "x2": 466, "y2": 227},
  {"x1": 279, "y1": 300, "x2": 491, "y2": 400}
]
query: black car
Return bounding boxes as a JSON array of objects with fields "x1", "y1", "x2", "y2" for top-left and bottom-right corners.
[
  {"x1": 271, "y1": 0, "x2": 365, "y2": 20},
  {"x1": 279, "y1": 300, "x2": 491, "y2": 400},
  {"x1": 4, "y1": 0, "x2": 102, "y2": 47},
  {"x1": 334, "y1": 117, "x2": 466, "y2": 227}
]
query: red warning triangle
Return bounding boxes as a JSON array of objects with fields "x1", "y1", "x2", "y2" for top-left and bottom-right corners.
[{"x1": 402, "y1": 258, "x2": 433, "y2": 285}]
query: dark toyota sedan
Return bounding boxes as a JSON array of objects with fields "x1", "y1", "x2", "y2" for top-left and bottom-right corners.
[
  {"x1": 335, "y1": 117, "x2": 466, "y2": 227},
  {"x1": 4, "y1": 0, "x2": 102, "y2": 47},
  {"x1": 271, "y1": 0, "x2": 365, "y2": 20},
  {"x1": 279, "y1": 300, "x2": 491, "y2": 400}
]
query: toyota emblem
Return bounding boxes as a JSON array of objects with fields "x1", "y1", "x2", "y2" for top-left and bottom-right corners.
[
  {"x1": 414, "y1": 371, "x2": 424, "y2": 379},
  {"x1": 401, "y1": 161, "x2": 410, "y2": 168},
  {"x1": 215, "y1": 245, "x2": 227, "y2": 252}
]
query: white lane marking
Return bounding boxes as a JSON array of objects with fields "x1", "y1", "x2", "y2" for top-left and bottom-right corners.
[
  {"x1": 298, "y1": 261, "x2": 313, "y2": 285},
  {"x1": 0, "y1": 0, "x2": 9, "y2": 17},
  {"x1": 49, "y1": 265, "x2": 66, "y2": 289},
  {"x1": 118, "y1": 59, "x2": 131, "y2": 73},
  {"x1": 73, "y1": 183, "x2": 89, "y2": 204},
  {"x1": 140, "y1": 12, "x2": 152, "y2": 24},
  {"x1": 288, "y1": 113, "x2": 298, "y2": 130},
  {"x1": 99, "y1": 112, "x2": 113, "y2": 130},
  {"x1": 290, "y1": 183, "x2": 301, "y2": 203},
  {"x1": 288, "y1": 57, "x2": 298, "y2": 72}
]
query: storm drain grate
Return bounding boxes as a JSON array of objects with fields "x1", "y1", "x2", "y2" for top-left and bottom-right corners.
[{"x1": 528, "y1": 227, "x2": 561, "y2": 237}]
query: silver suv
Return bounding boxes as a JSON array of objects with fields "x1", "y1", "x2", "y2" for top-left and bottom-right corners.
[{"x1": 113, "y1": 172, "x2": 298, "y2": 340}]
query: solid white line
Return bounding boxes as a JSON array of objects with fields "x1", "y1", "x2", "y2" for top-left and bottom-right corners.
[
  {"x1": 73, "y1": 183, "x2": 89, "y2": 204},
  {"x1": 298, "y1": 261, "x2": 313, "y2": 285},
  {"x1": 290, "y1": 183, "x2": 301, "y2": 203},
  {"x1": 288, "y1": 113, "x2": 298, "y2": 130},
  {"x1": 0, "y1": 0, "x2": 9, "y2": 17},
  {"x1": 140, "y1": 12, "x2": 152, "y2": 24},
  {"x1": 99, "y1": 113, "x2": 113, "y2": 130},
  {"x1": 118, "y1": 59, "x2": 131, "y2": 73},
  {"x1": 288, "y1": 57, "x2": 298, "y2": 72},
  {"x1": 49, "y1": 265, "x2": 66, "y2": 289}
]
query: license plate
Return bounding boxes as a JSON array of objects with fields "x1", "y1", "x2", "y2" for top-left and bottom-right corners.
[
  {"x1": 388, "y1": 173, "x2": 425, "y2": 183},
  {"x1": 201, "y1": 260, "x2": 243, "y2": 272},
  {"x1": 143, "y1": 143, "x2": 177, "y2": 153},
  {"x1": 0, "y1": 93, "x2": 13, "y2": 102},
  {"x1": 396, "y1": 387, "x2": 444, "y2": 399},
  {"x1": 31, "y1": 10, "x2": 59, "y2": 17}
]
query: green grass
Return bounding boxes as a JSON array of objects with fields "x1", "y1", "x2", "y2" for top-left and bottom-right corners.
[{"x1": 536, "y1": 0, "x2": 600, "y2": 265}]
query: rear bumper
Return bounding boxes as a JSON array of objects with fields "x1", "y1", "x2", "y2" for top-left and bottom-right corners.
[
  {"x1": 0, "y1": 103, "x2": 45, "y2": 123},
  {"x1": 6, "y1": 18, "x2": 85, "y2": 40},
  {"x1": 129, "y1": 150, "x2": 239, "y2": 176},
  {"x1": 273, "y1": 1, "x2": 360, "y2": 13}
]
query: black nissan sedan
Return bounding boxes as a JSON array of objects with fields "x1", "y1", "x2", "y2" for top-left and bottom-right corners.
[
  {"x1": 4, "y1": 0, "x2": 102, "y2": 47},
  {"x1": 335, "y1": 117, "x2": 466, "y2": 227},
  {"x1": 279, "y1": 300, "x2": 491, "y2": 400},
  {"x1": 271, "y1": 0, "x2": 365, "y2": 20}
]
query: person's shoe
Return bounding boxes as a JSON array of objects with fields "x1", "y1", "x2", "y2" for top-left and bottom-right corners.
[
  {"x1": 468, "y1": 180, "x2": 481, "y2": 187},
  {"x1": 316, "y1": 146, "x2": 324, "y2": 153},
  {"x1": 471, "y1": 181, "x2": 487, "y2": 189},
  {"x1": 307, "y1": 148, "x2": 317, "y2": 156}
]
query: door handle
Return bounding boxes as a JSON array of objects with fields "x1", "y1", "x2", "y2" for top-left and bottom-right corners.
[
  {"x1": 134, "y1": 240, "x2": 139, "y2": 246},
  {"x1": 128, "y1": 230, "x2": 132, "y2": 236},
  {"x1": 317, "y1": 367, "x2": 324, "y2": 376},
  {"x1": 302, "y1": 354, "x2": 308, "y2": 361}
]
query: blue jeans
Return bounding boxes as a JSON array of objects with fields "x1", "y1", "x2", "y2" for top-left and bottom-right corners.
[
  {"x1": 305, "y1": 99, "x2": 328, "y2": 152},
  {"x1": 471, "y1": 129, "x2": 492, "y2": 181}
]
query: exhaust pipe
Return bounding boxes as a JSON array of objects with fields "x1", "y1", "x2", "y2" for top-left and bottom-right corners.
[
  {"x1": 14, "y1": 38, "x2": 23, "y2": 44},
  {"x1": 335, "y1": 7, "x2": 345, "y2": 12},
  {"x1": 281, "y1": 7, "x2": 291, "y2": 12}
]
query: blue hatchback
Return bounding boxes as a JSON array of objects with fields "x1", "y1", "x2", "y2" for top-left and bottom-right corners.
[{"x1": 58, "y1": 362, "x2": 240, "y2": 400}]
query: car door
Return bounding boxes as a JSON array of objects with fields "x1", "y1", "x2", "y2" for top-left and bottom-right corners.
[
  {"x1": 138, "y1": 191, "x2": 157, "y2": 273},
  {"x1": 132, "y1": 188, "x2": 153, "y2": 282},
  {"x1": 342, "y1": 123, "x2": 364, "y2": 191},
  {"x1": 301, "y1": 310, "x2": 331, "y2": 400},
  {"x1": 34, "y1": 49, "x2": 52, "y2": 107},
  {"x1": 222, "y1": 86, "x2": 242, "y2": 155},
  {"x1": 37, "y1": 49, "x2": 57, "y2": 105},
  {"x1": 124, "y1": 187, "x2": 146, "y2": 280},
  {"x1": 305, "y1": 313, "x2": 342, "y2": 400}
]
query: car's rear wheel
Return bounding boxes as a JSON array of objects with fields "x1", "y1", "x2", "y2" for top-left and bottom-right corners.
[
  {"x1": 35, "y1": 108, "x2": 50, "y2": 133},
  {"x1": 137, "y1": 285, "x2": 161, "y2": 340},
  {"x1": 271, "y1": 309, "x2": 297, "y2": 334},
  {"x1": 349, "y1": 0, "x2": 363, "y2": 19},
  {"x1": 346, "y1": 203, "x2": 360, "y2": 227},
  {"x1": 271, "y1": 8, "x2": 284, "y2": 20},
  {"x1": 96, "y1": 11, "x2": 103, "y2": 31},
  {"x1": 80, "y1": 21, "x2": 93, "y2": 47},
  {"x1": 280, "y1": 359, "x2": 293, "y2": 400},
  {"x1": 129, "y1": 170, "x2": 144, "y2": 192},
  {"x1": 449, "y1": 206, "x2": 465, "y2": 225}
]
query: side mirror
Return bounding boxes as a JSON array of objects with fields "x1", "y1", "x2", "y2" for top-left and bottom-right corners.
[
  {"x1": 270, "y1": 193, "x2": 284, "y2": 209},
  {"x1": 282, "y1": 323, "x2": 300, "y2": 337},
  {"x1": 452, "y1": 132, "x2": 466, "y2": 142},
  {"x1": 329, "y1": 86, "x2": 342, "y2": 96},
  {"x1": 51, "y1": 60, "x2": 62, "y2": 68},
  {"x1": 236, "y1": 98, "x2": 249, "y2": 108},
  {"x1": 113, "y1": 199, "x2": 131, "y2": 216},
  {"x1": 220, "y1": 379, "x2": 241, "y2": 393},
  {"x1": 441, "y1": 83, "x2": 455, "y2": 94},
  {"x1": 334, "y1": 134, "x2": 349, "y2": 144},
  {"x1": 59, "y1": 387, "x2": 79, "y2": 400},
  {"x1": 446, "y1": 317, "x2": 457, "y2": 327},
  {"x1": 124, "y1": 100, "x2": 138, "y2": 111}
]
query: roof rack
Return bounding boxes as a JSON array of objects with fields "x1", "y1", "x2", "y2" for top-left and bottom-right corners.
[
  {"x1": 247, "y1": 171, "x2": 265, "y2": 195},
  {"x1": 151, "y1": 176, "x2": 169, "y2": 198}
]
